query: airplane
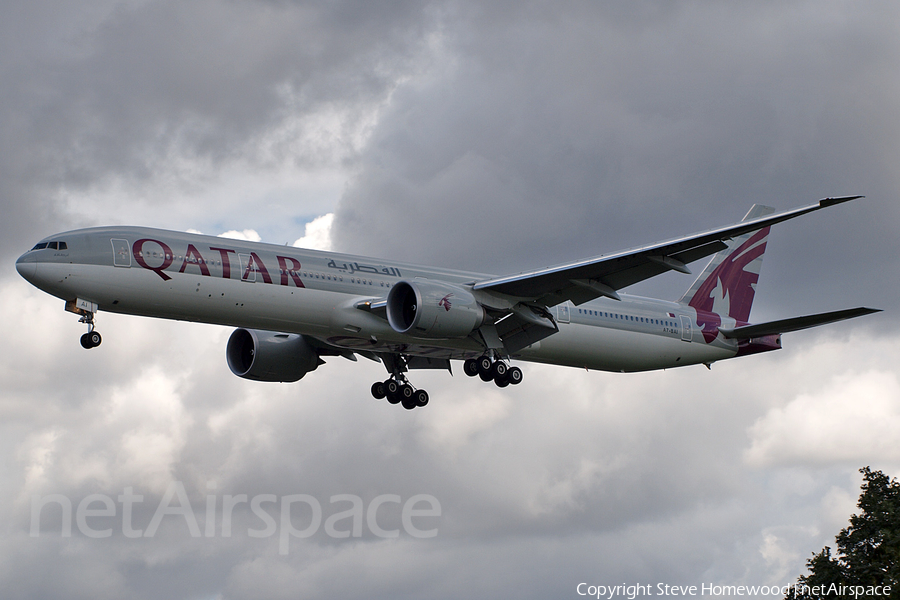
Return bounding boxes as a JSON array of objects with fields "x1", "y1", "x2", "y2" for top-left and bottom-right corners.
[{"x1": 16, "y1": 195, "x2": 880, "y2": 410}]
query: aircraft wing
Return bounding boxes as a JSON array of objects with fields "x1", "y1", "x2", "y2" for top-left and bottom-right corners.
[
  {"x1": 717, "y1": 307, "x2": 881, "y2": 339},
  {"x1": 473, "y1": 196, "x2": 862, "y2": 307}
]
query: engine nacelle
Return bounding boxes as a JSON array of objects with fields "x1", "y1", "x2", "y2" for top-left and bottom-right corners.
[
  {"x1": 386, "y1": 279, "x2": 485, "y2": 338},
  {"x1": 226, "y1": 328, "x2": 320, "y2": 382}
]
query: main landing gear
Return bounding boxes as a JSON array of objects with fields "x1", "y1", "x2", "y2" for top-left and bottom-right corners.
[
  {"x1": 463, "y1": 355, "x2": 523, "y2": 388},
  {"x1": 370, "y1": 376, "x2": 429, "y2": 411}
]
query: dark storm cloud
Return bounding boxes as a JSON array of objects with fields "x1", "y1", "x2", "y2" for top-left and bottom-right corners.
[
  {"x1": 332, "y1": 1, "x2": 898, "y2": 315},
  {"x1": 0, "y1": 0, "x2": 436, "y2": 258},
  {"x1": 59, "y1": 0, "x2": 430, "y2": 166}
]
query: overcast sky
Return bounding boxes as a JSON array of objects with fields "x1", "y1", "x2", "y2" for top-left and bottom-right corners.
[{"x1": 2, "y1": 1, "x2": 899, "y2": 599}]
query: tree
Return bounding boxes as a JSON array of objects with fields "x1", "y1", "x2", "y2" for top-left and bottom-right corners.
[{"x1": 786, "y1": 467, "x2": 900, "y2": 599}]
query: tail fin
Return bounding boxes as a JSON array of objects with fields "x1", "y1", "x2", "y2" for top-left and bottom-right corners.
[{"x1": 678, "y1": 204, "x2": 775, "y2": 323}]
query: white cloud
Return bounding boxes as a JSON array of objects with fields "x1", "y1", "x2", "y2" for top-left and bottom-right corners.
[
  {"x1": 218, "y1": 229, "x2": 262, "y2": 242},
  {"x1": 745, "y1": 369, "x2": 900, "y2": 467},
  {"x1": 759, "y1": 528, "x2": 807, "y2": 582},
  {"x1": 292, "y1": 213, "x2": 334, "y2": 251},
  {"x1": 819, "y1": 484, "x2": 857, "y2": 537}
]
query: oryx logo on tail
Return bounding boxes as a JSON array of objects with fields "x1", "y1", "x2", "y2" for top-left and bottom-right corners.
[{"x1": 680, "y1": 205, "x2": 774, "y2": 343}]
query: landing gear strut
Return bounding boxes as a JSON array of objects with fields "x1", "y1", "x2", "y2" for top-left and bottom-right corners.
[{"x1": 464, "y1": 355, "x2": 522, "y2": 388}]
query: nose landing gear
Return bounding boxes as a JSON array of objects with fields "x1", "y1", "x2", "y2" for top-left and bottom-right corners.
[
  {"x1": 75, "y1": 309, "x2": 102, "y2": 349},
  {"x1": 66, "y1": 299, "x2": 102, "y2": 349}
]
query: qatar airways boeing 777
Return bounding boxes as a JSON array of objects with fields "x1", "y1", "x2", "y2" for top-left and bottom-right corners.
[{"x1": 16, "y1": 196, "x2": 879, "y2": 409}]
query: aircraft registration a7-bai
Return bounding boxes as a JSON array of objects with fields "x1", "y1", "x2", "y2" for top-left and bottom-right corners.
[{"x1": 17, "y1": 196, "x2": 879, "y2": 410}]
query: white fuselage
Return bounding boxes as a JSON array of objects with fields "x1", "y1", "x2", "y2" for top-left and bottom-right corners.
[{"x1": 16, "y1": 226, "x2": 740, "y2": 373}]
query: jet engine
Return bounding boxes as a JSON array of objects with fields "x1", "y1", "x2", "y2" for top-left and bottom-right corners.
[
  {"x1": 226, "y1": 328, "x2": 321, "y2": 382},
  {"x1": 386, "y1": 279, "x2": 485, "y2": 338}
]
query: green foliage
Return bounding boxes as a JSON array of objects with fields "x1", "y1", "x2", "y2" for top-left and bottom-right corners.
[{"x1": 786, "y1": 467, "x2": 900, "y2": 600}]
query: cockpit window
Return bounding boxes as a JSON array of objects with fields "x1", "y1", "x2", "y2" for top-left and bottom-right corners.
[{"x1": 30, "y1": 241, "x2": 67, "y2": 251}]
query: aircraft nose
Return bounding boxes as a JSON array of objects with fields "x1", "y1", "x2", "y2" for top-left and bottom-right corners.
[{"x1": 15, "y1": 252, "x2": 37, "y2": 282}]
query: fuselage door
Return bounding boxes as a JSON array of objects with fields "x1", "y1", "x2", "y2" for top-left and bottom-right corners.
[
  {"x1": 239, "y1": 253, "x2": 256, "y2": 282},
  {"x1": 680, "y1": 315, "x2": 693, "y2": 342},
  {"x1": 111, "y1": 239, "x2": 131, "y2": 267},
  {"x1": 556, "y1": 302, "x2": 570, "y2": 324}
]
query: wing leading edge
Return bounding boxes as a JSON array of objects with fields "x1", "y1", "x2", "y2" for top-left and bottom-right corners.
[{"x1": 472, "y1": 196, "x2": 863, "y2": 307}]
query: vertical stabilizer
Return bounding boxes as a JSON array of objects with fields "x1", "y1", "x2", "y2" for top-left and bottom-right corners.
[{"x1": 678, "y1": 204, "x2": 775, "y2": 325}]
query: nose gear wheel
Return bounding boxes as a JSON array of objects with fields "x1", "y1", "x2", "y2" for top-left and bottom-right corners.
[{"x1": 80, "y1": 330, "x2": 102, "y2": 349}]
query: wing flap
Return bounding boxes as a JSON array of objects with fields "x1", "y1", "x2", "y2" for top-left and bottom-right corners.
[{"x1": 493, "y1": 305, "x2": 559, "y2": 354}]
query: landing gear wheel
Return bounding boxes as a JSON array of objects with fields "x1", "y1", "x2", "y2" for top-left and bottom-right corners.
[
  {"x1": 393, "y1": 384, "x2": 416, "y2": 410},
  {"x1": 477, "y1": 356, "x2": 493, "y2": 376},
  {"x1": 507, "y1": 366, "x2": 523, "y2": 385},
  {"x1": 385, "y1": 379, "x2": 401, "y2": 404},
  {"x1": 80, "y1": 331, "x2": 101, "y2": 349},
  {"x1": 371, "y1": 381, "x2": 386, "y2": 400},
  {"x1": 463, "y1": 359, "x2": 479, "y2": 377},
  {"x1": 415, "y1": 389, "x2": 429, "y2": 407},
  {"x1": 490, "y1": 361, "x2": 508, "y2": 380},
  {"x1": 494, "y1": 374, "x2": 510, "y2": 388}
]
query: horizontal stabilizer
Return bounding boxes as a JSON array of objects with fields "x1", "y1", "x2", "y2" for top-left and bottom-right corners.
[{"x1": 718, "y1": 307, "x2": 881, "y2": 339}]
